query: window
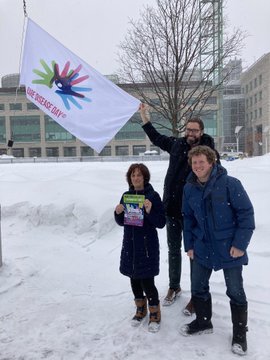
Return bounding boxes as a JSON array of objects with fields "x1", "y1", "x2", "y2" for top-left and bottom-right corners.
[
  {"x1": 45, "y1": 116, "x2": 75, "y2": 141},
  {"x1": 150, "y1": 145, "x2": 160, "y2": 154},
  {"x1": 46, "y1": 147, "x2": 59, "y2": 157},
  {"x1": 29, "y1": 147, "x2": 41, "y2": 157},
  {"x1": 81, "y1": 146, "x2": 94, "y2": 156},
  {"x1": 259, "y1": 108, "x2": 262, "y2": 118},
  {"x1": 116, "y1": 146, "x2": 129, "y2": 156},
  {"x1": 27, "y1": 102, "x2": 39, "y2": 110},
  {"x1": 200, "y1": 111, "x2": 217, "y2": 137},
  {"x1": 259, "y1": 91, "x2": 262, "y2": 101},
  {"x1": 99, "y1": 146, "x2": 111, "y2": 156},
  {"x1": 259, "y1": 74, "x2": 262, "y2": 85},
  {"x1": 63, "y1": 147, "x2": 76, "y2": 157},
  {"x1": 115, "y1": 117, "x2": 145, "y2": 140},
  {"x1": 254, "y1": 78, "x2": 257, "y2": 88},
  {"x1": 12, "y1": 148, "x2": 24, "y2": 157},
  {"x1": 0, "y1": 116, "x2": 6, "y2": 143},
  {"x1": 205, "y1": 97, "x2": 217, "y2": 105},
  {"x1": 254, "y1": 94, "x2": 257, "y2": 104},
  {"x1": 9, "y1": 103, "x2": 22, "y2": 111},
  {"x1": 133, "y1": 145, "x2": 146, "y2": 155},
  {"x1": 0, "y1": 104, "x2": 4, "y2": 111},
  {"x1": 10, "y1": 116, "x2": 40, "y2": 142}
]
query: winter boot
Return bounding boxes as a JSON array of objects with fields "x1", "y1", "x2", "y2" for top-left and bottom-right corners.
[
  {"x1": 230, "y1": 302, "x2": 248, "y2": 355},
  {"x1": 180, "y1": 296, "x2": 213, "y2": 336},
  {"x1": 131, "y1": 297, "x2": 147, "y2": 327},
  {"x1": 148, "y1": 303, "x2": 161, "y2": 333},
  {"x1": 163, "y1": 287, "x2": 181, "y2": 306},
  {"x1": 182, "y1": 298, "x2": 195, "y2": 316}
]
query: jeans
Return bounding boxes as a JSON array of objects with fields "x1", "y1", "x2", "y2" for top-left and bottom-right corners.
[
  {"x1": 166, "y1": 216, "x2": 183, "y2": 289},
  {"x1": 191, "y1": 260, "x2": 247, "y2": 306},
  {"x1": 130, "y1": 277, "x2": 159, "y2": 306}
]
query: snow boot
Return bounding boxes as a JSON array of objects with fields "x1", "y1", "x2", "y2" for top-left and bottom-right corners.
[
  {"x1": 180, "y1": 296, "x2": 213, "y2": 336},
  {"x1": 182, "y1": 298, "x2": 195, "y2": 316},
  {"x1": 163, "y1": 287, "x2": 181, "y2": 306},
  {"x1": 230, "y1": 302, "x2": 248, "y2": 355},
  {"x1": 131, "y1": 297, "x2": 147, "y2": 327},
  {"x1": 148, "y1": 303, "x2": 161, "y2": 333}
]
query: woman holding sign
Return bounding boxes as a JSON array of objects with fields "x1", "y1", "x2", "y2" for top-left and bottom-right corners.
[{"x1": 114, "y1": 163, "x2": 166, "y2": 333}]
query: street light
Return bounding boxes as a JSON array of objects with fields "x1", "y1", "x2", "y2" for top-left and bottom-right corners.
[{"x1": 235, "y1": 126, "x2": 243, "y2": 153}]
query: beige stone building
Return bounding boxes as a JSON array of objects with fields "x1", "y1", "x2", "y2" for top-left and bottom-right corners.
[
  {"x1": 0, "y1": 75, "x2": 219, "y2": 158},
  {"x1": 241, "y1": 53, "x2": 270, "y2": 156}
]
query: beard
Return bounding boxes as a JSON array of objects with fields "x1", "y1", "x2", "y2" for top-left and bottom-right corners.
[{"x1": 186, "y1": 136, "x2": 201, "y2": 146}]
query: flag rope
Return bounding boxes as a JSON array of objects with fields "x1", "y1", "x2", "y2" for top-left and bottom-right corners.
[
  {"x1": 8, "y1": 0, "x2": 29, "y2": 153},
  {"x1": 23, "y1": 0, "x2": 28, "y2": 17}
]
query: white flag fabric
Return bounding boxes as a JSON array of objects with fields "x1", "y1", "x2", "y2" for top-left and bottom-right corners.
[{"x1": 20, "y1": 18, "x2": 140, "y2": 153}]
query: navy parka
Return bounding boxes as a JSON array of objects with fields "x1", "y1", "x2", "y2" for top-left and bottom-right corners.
[
  {"x1": 115, "y1": 183, "x2": 166, "y2": 279},
  {"x1": 182, "y1": 164, "x2": 255, "y2": 271}
]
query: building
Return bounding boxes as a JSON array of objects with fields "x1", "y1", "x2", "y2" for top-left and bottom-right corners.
[
  {"x1": 241, "y1": 53, "x2": 270, "y2": 156},
  {"x1": 223, "y1": 59, "x2": 245, "y2": 153},
  {"x1": 0, "y1": 74, "x2": 219, "y2": 157}
]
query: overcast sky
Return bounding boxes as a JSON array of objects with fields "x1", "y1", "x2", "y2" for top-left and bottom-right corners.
[{"x1": 0, "y1": 0, "x2": 269, "y2": 81}]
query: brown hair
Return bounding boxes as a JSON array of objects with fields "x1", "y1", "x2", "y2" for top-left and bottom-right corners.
[
  {"x1": 188, "y1": 145, "x2": 217, "y2": 166},
  {"x1": 186, "y1": 117, "x2": 204, "y2": 131},
  {"x1": 126, "y1": 163, "x2": 150, "y2": 187}
]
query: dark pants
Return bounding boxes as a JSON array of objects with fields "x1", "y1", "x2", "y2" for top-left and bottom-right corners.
[
  {"x1": 191, "y1": 260, "x2": 247, "y2": 305},
  {"x1": 166, "y1": 216, "x2": 183, "y2": 289},
  {"x1": 130, "y1": 277, "x2": 159, "y2": 306}
]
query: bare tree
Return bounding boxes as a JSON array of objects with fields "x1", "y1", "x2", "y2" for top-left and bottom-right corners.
[{"x1": 118, "y1": 0, "x2": 245, "y2": 136}]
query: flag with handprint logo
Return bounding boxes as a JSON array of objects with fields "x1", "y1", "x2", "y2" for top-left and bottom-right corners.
[{"x1": 20, "y1": 18, "x2": 140, "y2": 153}]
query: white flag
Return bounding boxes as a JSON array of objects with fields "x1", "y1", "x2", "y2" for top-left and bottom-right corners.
[{"x1": 20, "y1": 18, "x2": 140, "y2": 153}]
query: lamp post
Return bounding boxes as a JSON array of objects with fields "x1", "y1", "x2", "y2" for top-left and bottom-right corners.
[{"x1": 235, "y1": 126, "x2": 243, "y2": 153}]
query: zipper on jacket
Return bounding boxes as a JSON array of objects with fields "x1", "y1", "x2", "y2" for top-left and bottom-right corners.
[
  {"x1": 132, "y1": 226, "x2": 135, "y2": 276},
  {"x1": 144, "y1": 235, "x2": 149, "y2": 258}
]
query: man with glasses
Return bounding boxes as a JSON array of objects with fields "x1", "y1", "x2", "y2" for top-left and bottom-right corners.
[{"x1": 139, "y1": 103, "x2": 219, "y2": 315}]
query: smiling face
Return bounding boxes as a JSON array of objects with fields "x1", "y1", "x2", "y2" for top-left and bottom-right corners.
[
  {"x1": 130, "y1": 167, "x2": 144, "y2": 190},
  {"x1": 185, "y1": 121, "x2": 203, "y2": 146},
  {"x1": 191, "y1": 154, "x2": 213, "y2": 182}
]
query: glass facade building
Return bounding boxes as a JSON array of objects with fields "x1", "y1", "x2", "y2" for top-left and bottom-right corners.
[{"x1": 0, "y1": 81, "x2": 220, "y2": 157}]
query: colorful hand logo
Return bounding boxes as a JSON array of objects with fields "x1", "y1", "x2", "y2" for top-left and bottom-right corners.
[{"x1": 32, "y1": 60, "x2": 92, "y2": 110}]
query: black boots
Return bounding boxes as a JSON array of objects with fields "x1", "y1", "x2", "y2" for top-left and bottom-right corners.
[
  {"x1": 180, "y1": 297, "x2": 248, "y2": 356},
  {"x1": 230, "y1": 302, "x2": 248, "y2": 355},
  {"x1": 180, "y1": 296, "x2": 213, "y2": 336}
]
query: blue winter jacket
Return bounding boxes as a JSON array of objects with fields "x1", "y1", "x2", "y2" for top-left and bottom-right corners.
[
  {"x1": 182, "y1": 164, "x2": 255, "y2": 271},
  {"x1": 115, "y1": 183, "x2": 166, "y2": 279}
]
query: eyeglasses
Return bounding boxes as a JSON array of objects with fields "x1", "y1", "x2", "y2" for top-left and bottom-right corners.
[{"x1": 186, "y1": 128, "x2": 201, "y2": 134}]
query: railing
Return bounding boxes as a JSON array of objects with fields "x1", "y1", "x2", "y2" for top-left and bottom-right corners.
[{"x1": 0, "y1": 154, "x2": 169, "y2": 164}]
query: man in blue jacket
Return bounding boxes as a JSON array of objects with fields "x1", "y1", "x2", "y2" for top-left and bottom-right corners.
[{"x1": 180, "y1": 145, "x2": 255, "y2": 356}]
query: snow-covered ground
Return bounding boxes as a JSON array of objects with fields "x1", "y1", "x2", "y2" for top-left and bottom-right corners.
[{"x1": 0, "y1": 156, "x2": 269, "y2": 360}]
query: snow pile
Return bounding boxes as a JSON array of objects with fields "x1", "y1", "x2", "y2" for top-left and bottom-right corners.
[{"x1": 0, "y1": 159, "x2": 269, "y2": 359}]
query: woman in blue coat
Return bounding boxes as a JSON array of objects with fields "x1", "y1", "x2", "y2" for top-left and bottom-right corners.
[
  {"x1": 114, "y1": 163, "x2": 166, "y2": 333},
  {"x1": 180, "y1": 146, "x2": 255, "y2": 356}
]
